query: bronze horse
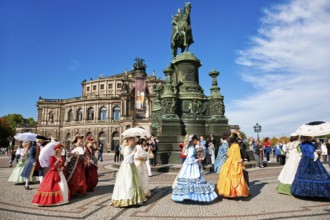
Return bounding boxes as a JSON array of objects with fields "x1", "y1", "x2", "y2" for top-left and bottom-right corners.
[{"x1": 171, "y1": 3, "x2": 194, "y2": 58}]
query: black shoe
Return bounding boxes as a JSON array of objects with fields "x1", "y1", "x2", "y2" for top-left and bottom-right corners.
[{"x1": 25, "y1": 186, "x2": 31, "y2": 190}]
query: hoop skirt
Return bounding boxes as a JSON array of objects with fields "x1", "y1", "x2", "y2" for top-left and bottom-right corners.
[
  {"x1": 66, "y1": 154, "x2": 87, "y2": 196},
  {"x1": 134, "y1": 145, "x2": 151, "y2": 197},
  {"x1": 85, "y1": 147, "x2": 98, "y2": 192},
  {"x1": 291, "y1": 141, "x2": 330, "y2": 198},
  {"x1": 21, "y1": 145, "x2": 40, "y2": 179},
  {"x1": 276, "y1": 140, "x2": 301, "y2": 195},
  {"x1": 111, "y1": 146, "x2": 147, "y2": 207},
  {"x1": 8, "y1": 151, "x2": 37, "y2": 184},
  {"x1": 32, "y1": 156, "x2": 69, "y2": 206},
  {"x1": 217, "y1": 143, "x2": 249, "y2": 198},
  {"x1": 213, "y1": 141, "x2": 228, "y2": 174},
  {"x1": 172, "y1": 145, "x2": 218, "y2": 202}
]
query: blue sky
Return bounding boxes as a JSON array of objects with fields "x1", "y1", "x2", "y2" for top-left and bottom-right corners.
[{"x1": 1, "y1": 0, "x2": 330, "y2": 138}]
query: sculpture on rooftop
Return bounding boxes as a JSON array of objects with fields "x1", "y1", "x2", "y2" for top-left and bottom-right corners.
[{"x1": 133, "y1": 57, "x2": 147, "y2": 71}]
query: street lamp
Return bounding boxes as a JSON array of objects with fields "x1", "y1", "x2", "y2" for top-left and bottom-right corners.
[{"x1": 253, "y1": 123, "x2": 262, "y2": 141}]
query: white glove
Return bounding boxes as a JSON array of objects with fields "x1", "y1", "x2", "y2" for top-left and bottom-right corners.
[{"x1": 313, "y1": 152, "x2": 319, "y2": 162}]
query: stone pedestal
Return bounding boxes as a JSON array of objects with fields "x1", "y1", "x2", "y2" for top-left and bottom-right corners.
[{"x1": 151, "y1": 52, "x2": 230, "y2": 164}]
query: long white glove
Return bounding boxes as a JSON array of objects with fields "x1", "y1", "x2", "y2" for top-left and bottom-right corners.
[{"x1": 313, "y1": 152, "x2": 319, "y2": 162}]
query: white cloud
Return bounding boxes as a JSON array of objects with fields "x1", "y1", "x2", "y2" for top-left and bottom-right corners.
[
  {"x1": 67, "y1": 58, "x2": 82, "y2": 71},
  {"x1": 228, "y1": 0, "x2": 330, "y2": 138}
]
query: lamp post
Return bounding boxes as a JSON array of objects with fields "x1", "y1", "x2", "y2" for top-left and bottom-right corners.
[{"x1": 253, "y1": 123, "x2": 262, "y2": 141}]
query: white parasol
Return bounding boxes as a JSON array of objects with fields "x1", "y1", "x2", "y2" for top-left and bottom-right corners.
[
  {"x1": 39, "y1": 140, "x2": 60, "y2": 167},
  {"x1": 295, "y1": 121, "x2": 330, "y2": 137},
  {"x1": 121, "y1": 127, "x2": 150, "y2": 139},
  {"x1": 14, "y1": 132, "x2": 38, "y2": 141}
]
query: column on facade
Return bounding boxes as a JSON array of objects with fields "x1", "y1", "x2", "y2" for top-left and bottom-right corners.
[
  {"x1": 66, "y1": 107, "x2": 70, "y2": 122},
  {"x1": 42, "y1": 107, "x2": 45, "y2": 125},
  {"x1": 44, "y1": 107, "x2": 48, "y2": 125},
  {"x1": 73, "y1": 106, "x2": 76, "y2": 121},
  {"x1": 108, "y1": 102, "x2": 112, "y2": 122},
  {"x1": 83, "y1": 104, "x2": 87, "y2": 122},
  {"x1": 108, "y1": 128, "x2": 112, "y2": 152},
  {"x1": 122, "y1": 99, "x2": 125, "y2": 117},
  {"x1": 56, "y1": 107, "x2": 59, "y2": 123},
  {"x1": 95, "y1": 103, "x2": 99, "y2": 122}
]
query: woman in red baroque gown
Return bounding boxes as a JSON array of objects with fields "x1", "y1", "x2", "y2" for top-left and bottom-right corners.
[
  {"x1": 84, "y1": 137, "x2": 98, "y2": 192},
  {"x1": 65, "y1": 135, "x2": 88, "y2": 196},
  {"x1": 32, "y1": 144, "x2": 69, "y2": 206}
]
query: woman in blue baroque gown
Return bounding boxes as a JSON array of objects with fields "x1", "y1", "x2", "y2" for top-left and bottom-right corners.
[
  {"x1": 213, "y1": 132, "x2": 230, "y2": 174},
  {"x1": 291, "y1": 136, "x2": 330, "y2": 198},
  {"x1": 172, "y1": 134, "x2": 218, "y2": 202}
]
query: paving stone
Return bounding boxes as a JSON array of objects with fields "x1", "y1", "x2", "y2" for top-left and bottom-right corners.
[{"x1": 0, "y1": 154, "x2": 329, "y2": 219}]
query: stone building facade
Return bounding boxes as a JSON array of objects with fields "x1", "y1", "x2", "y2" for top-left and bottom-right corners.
[{"x1": 36, "y1": 64, "x2": 163, "y2": 152}]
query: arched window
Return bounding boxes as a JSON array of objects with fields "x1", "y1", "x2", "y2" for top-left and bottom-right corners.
[
  {"x1": 99, "y1": 106, "x2": 107, "y2": 120},
  {"x1": 77, "y1": 108, "x2": 83, "y2": 121},
  {"x1": 87, "y1": 107, "x2": 94, "y2": 120},
  {"x1": 67, "y1": 109, "x2": 73, "y2": 122},
  {"x1": 113, "y1": 106, "x2": 120, "y2": 121}
]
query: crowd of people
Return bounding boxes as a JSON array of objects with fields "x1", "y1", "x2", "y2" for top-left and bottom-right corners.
[
  {"x1": 7, "y1": 134, "x2": 99, "y2": 206},
  {"x1": 5, "y1": 129, "x2": 330, "y2": 208},
  {"x1": 249, "y1": 136, "x2": 330, "y2": 168}
]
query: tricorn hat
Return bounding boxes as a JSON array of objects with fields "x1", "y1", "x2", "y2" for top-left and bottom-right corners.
[
  {"x1": 36, "y1": 135, "x2": 50, "y2": 144},
  {"x1": 72, "y1": 134, "x2": 84, "y2": 144}
]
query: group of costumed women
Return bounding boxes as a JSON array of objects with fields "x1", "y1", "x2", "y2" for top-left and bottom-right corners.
[
  {"x1": 276, "y1": 133, "x2": 330, "y2": 198},
  {"x1": 171, "y1": 132, "x2": 249, "y2": 203},
  {"x1": 8, "y1": 134, "x2": 99, "y2": 206},
  {"x1": 111, "y1": 131, "x2": 249, "y2": 208},
  {"x1": 9, "y1": 130, "x2": 329, "y2": 208}
]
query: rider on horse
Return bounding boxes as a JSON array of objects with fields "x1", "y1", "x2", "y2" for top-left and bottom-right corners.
[{"x1": 171, "y1": 3, "x2": 194, "y2": 58}]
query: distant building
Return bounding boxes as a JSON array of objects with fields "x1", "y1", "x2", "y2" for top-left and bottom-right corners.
[{"x1": 36, "y1": 66, "x2": 164, "y2": 152}]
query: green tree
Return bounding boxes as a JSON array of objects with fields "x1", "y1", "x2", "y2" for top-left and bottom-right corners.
[
  {"x1": 0, "y1": 118, "x2": 12, "y2": 147},
  {"x1": 3, "y1": 114, "x2": 25, "y2": 132},
  {"x1": 25, "y1": 117, "x2": 37, "y2": 127},
  {"x1": 1, "y1": 114, "x2": 36, "y2": 146}
]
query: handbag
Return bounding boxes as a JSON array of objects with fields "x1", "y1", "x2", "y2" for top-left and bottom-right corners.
[{"x1": 148, "y1": 148, "x2": 154, "y2": 159}]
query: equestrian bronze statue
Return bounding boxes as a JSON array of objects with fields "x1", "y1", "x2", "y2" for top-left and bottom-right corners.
[{"x1": 171, "y1": 2, "x2": 194, "y2": 58}]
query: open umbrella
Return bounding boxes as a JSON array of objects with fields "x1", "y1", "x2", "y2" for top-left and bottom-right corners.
[
  {"x1": 14, "y1": 132, "x2": 38, "y2": 141},
  {"x1": 39, "y1": 140, "x2": 60, "y2": 168},
  {"x1": 295, "y1": 121, "x2": 330, "y2": 137},
  {"x1": 121, "y1": 127, "x2": 150, "y2": 139}
]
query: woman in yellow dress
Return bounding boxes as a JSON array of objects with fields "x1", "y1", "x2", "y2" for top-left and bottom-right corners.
[{"x1": 216, "y1": 132, "x2": 249, "y2": 198}]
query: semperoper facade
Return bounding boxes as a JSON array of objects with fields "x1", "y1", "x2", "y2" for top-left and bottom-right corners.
[{"x1": 37, "y1": 58, "x2": 163, "y2": 152}]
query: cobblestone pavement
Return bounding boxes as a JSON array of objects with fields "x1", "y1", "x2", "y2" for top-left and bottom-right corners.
[{"x1": 0, "y1": 154, "x2": 329, "y2": 220}]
